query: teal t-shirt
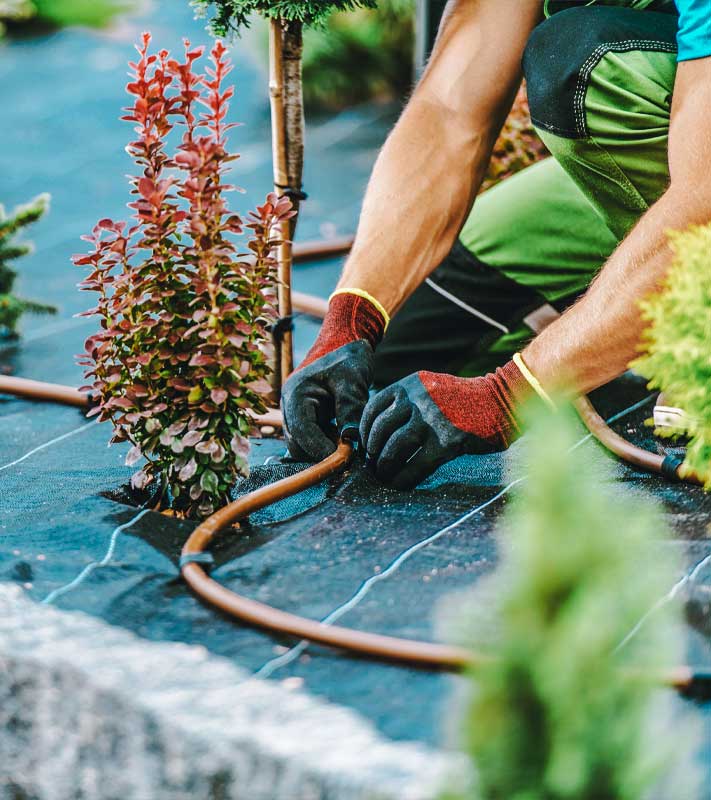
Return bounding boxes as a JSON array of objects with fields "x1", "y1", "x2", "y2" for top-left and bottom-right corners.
[
  {"x1": 675, "y1": 0, "x2": 711, "y2": 60},
  {"x1": 544, "y1": 1, "x2": 711, "y2": 61}
]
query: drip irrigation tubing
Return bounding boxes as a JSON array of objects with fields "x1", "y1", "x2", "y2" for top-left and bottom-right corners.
[
  {"x1": 1, "y1": 236, "x2": 708, "y2": 693},
  {"x1": 179, "y1": 434, "x2": 711, "y2": 696}
]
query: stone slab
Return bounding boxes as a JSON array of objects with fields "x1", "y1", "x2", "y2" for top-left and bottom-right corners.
[{"x1": 0, "y1": 583, "x2": 468, "y2": 800}]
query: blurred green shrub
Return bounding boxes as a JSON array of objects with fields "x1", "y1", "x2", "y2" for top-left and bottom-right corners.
[
  {"x1": 0, "y1": 194, "x2": 56, "y2": 337},
  {"x1": 633, "y1": 224, "x2": 711, "y2": 488},
  {"x1": 301, "y1": 0, "x2": 414, "y2": 109},
  {"x1": 0, "y1": 0, "x2": 132, "y2": 35},
  {"x1": 447, "y1": 400, "x2": 692, "y2": 800}
]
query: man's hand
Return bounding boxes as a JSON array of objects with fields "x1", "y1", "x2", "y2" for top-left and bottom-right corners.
[
  {"x1": 359, "y1": 361, "x2": 532, "y2": 488},
  {"x1": 281, "y1": 291, "x2": 387, "y2": 461}
]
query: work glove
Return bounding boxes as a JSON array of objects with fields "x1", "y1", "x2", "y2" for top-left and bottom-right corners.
[
  {"x1": 282, "y1": 290, "x2": 388, "y2": 462},
  {"x1": 360, "y1": 357, "x2": 540, "y2": 489}
]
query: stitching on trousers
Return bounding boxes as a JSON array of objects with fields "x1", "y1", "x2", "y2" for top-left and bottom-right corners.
[{"x1": 573, "y1": 39, "x2": 677, "y2": 137}]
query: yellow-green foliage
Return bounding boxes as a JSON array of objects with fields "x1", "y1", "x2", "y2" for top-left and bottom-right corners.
[
  {"x1": 450, "y1": 402, "x2": 686, "y2": 800},
  {"x1": 633, "y1": 224, "x2": 711, "y2": 487}
]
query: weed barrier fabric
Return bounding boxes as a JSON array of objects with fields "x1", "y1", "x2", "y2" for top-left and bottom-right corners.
[{"x1": 1, "y1": 338, "x2": 710, "y2": 773}]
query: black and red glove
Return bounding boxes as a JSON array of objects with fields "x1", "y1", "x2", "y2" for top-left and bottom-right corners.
[
  {"x1": 359, "y1": 360, "x2": 534, "y2": 489},
  {"x1": 281, "y1": 290, "x2": 388, "y2": 461}
]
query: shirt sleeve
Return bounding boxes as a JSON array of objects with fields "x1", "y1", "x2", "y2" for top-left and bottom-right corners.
[{"x1": 675, "y1": 0, "x2": 711, "y2": 61}]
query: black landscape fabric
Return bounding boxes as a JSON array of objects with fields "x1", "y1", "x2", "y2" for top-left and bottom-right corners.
[{"x1": 1, "y1": 338, "x2": 710, "y2": 777}]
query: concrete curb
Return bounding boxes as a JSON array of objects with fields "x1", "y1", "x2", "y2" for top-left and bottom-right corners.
[{"x1": 0, "y1": 584, "x2": 469, "y2": 800}]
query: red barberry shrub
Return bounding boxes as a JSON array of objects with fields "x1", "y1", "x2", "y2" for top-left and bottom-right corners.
[{"x1": 74, "y1": 34, "x2": 294, "y2": 518}]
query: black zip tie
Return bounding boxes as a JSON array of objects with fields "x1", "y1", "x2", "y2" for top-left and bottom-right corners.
[
  {"x1": 270, "y1": 314, "x2": 295, "y2": 341},
  {"x1": 679, "y1": 668, "x2": 711, "y2": 701},
  {"x1": 274, "y1": 184, "x2": 308, "y2": 202},
  {"x1": 340, "y1": 424, "x2": 361, "y2": 451},
  {"x1": 661, "y1": 454, "x2": 684, "y2": 481},
  {"x1": 179, "y1": 552, "x2": 215, "y2": 571}
]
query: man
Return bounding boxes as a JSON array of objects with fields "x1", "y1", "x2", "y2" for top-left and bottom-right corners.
[{"x1": 282, "y1": 0, "x2": 711, "y2": 488}]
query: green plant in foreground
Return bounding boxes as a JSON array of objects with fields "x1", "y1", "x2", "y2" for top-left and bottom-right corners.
[
  {"x1": 633, "y1": 223, "x2": 711, "y2": 487},
  {"x1": 448, "y1": 401, "x2": 691, "y2": 800},
  {"x1": 0, "y1": 193, "x2": 56, "y2": 336}
]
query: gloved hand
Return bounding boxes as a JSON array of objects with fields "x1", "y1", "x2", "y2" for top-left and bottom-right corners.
[
  {"x1": 359, "y1": 360, "x2": 535, "y2": 489},
  {"x1": 282, "y1": 290, "x2": 388, "y2": 461}
]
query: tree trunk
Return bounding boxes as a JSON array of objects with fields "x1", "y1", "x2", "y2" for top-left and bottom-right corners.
[{"x1": 268, "y1": 18, "x2": 304, "y2": 399}]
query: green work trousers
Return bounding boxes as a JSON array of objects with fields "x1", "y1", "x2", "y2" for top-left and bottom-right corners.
[{"x1": 373, "y1": 4, "x2": 679, "y2": 387}]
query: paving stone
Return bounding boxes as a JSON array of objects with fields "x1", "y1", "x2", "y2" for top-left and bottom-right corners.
[{"x1": 0, "y1": 584, "x2": 469, "y2": 800}]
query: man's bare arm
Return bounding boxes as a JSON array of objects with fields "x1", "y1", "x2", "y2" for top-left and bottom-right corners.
[
  {"x1": 336, "y1": 0, "x2": 543, "y2": 314},
  {"x1": 524, "y1": 58, "x2": 711, "y2": 395}
]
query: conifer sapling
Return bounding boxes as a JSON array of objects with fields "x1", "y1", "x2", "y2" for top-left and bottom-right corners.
[
  {"x1": 0, "y1": 193, "x2": 56, "y2": 337},
  {"x1": 446, "y1": 400, "x2": 690, "y2": 800},
  {"x1": 75, "y1": 34, "x2": 293, "y2": 518}
]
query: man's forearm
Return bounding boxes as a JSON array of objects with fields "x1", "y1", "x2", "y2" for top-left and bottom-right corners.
[
  {"x1": 338, "y1": 100, "x2": 494, "y2": 313},
  {"x1": 523, "y1": 186, "x2": 711, "y2": 395},
  {"x1": 524, "y1": 58, "x2": 711, "y2": 397},
  {"x1": 336, "y1": 0, "x2": 543, "y2": 315}
]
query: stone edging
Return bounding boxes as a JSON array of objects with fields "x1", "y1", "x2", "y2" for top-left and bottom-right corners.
[{"x1": 0, "y1": 583, "x2": 470, "y2": 800}]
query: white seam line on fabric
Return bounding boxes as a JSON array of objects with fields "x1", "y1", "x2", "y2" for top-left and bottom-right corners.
[
  {"x1": 615, "y1": 550, "x2": 711, "y2": 654},
  {"x1": 41, "y1": 508, "x2": 151, "y2": 605},
  {"x1": 0, "y1": 420, "x2": 97, "y2": 473},
  {"x1": 255, "y1": 394, "x2": 655, "y2": 679},
  {"x1": 424, "y1": 278, "x2": 510, "y2": 334}
]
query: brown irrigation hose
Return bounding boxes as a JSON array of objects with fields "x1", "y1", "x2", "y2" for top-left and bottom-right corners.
[
  {"x1": 0, "y1": 374, "x2": 88, "y2": 408},
  {"x1": 573, "y1": 394, "x2": 704, "y2": 486},
  {"x1": 1, "y1": 358, "x2": 708, "y2": 689},
  {"x1": 0, "y1": 374, "x2": 284, "y2": 429},
  {"x1": 180, "y1": 438, "x2": 710, "y2": 694},
  {"x1": 293, "y1": 236, "x2": 354, "y2": 264},
  {"x1": 180, "y1": 439, "x2": 478, "y2": 670}
]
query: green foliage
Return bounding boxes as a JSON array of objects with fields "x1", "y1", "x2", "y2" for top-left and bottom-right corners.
[
  {"x1": 301, "y1": 0, "x2": 414, "y2": 109},
  {"x1": 633, "y1": 224, "x2": 711, "y2": 487},
  {"x1": 449, "y1": 401, "x2": 687, "y2": 800},
  {"x1": 0, "y1": 0, "x2": 131, "y2": 33},
  {"x1": 31, "y1": 0, "x2": 132, "y2": 28},
  {"x1": 0, "y1": 194, "x2": 56, "y2": 336},
  {"x1": 191, "y1": 0, "x2": 377, "y2": 33}
]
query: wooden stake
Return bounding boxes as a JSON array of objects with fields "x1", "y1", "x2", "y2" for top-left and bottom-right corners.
[{"x1": 268, "y1": 18, "x2": 304, "y2": 397}]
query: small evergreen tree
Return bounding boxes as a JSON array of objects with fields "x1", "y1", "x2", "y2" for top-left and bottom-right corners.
[
  {"x1": 0, "y1": 194, "x2": 56, "y2": 337},
  {"x1": 633, "y1": 223, "x2": 711, "y2": 487},
  {"x1": 447, "y1": 401, "x2": 692, "y2": 800}
]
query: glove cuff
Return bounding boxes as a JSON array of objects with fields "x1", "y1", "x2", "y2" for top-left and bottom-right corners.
[
  {"x1": 418, "y1": 359, "x2": 536, "y2": 450},
  {"x1": 298, "y1": 290, "x2": 388, "y2": 371}
]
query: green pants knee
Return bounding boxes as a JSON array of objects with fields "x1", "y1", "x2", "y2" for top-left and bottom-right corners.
[{"x1": 374, "y1": 4, "x2": 678, "y2": 386}]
